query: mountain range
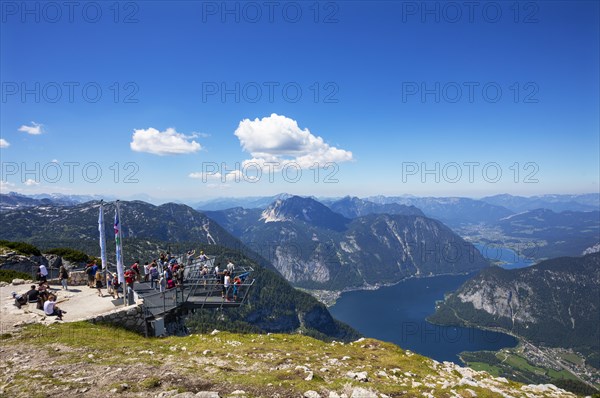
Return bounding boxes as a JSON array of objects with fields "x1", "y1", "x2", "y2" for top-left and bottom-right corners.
[
  {"x1": 364, "y1": 195, "x2": 515, "y2": 226},
  {"x1": 481, "y1": 193, "x2": 600, "y2": 213},
  {"x1": 0, "y1": 202, "x2": 358, "y2": 341},
  {"x1": 429, "y1": 253, "x2": 600, "y2": 368},
  {"x1": 497, "y1": 208, "x2": 600, "y2": 259},
  {"x1": 205, "y1": 195, "x2": 490, "y2": 289}
]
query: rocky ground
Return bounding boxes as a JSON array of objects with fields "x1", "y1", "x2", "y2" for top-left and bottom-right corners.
[
  {"x1": 1, "y1": 279, "x2": 122, "y2": 333},
  {"x1": 0, "y1": 276, "x2": 582, "y2": 398},
  {"x1": 0, "y1": 321, "x2": 579, "y2": 398}
]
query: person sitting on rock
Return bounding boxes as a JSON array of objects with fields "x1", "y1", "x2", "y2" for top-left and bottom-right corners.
[
  {"x1": 43, "y1": 295, "x2": 65, "y2": 320},
  {"x1": 38, "y1": 281, "x2": 49, "y2": 294},
  {"x1": 12, "y1": 292, "x2": 28, "y2": 309},
  {"x1": 26, "y1": 285, "x2": 40, "y2": 303}
]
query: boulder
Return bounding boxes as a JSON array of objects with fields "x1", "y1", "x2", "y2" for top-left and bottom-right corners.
[
  {"x1": 304, "y1": 391, "x2": 321, "y2": 398},
  {"x1": 346, "y1": 371, "x2": 369, "y2": 382},
  {"x1": 350, "y1": 387, "x2": 377, "y2": 398}
]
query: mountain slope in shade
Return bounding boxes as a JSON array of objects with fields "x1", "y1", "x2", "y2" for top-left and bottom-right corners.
[
  {"x1": 0, "y1": 192, "x2": 71, "y2": 211},
  {"x1": 0, "y1": 201, "x2": 240, "y2": 248},
  {"x1": 482, "y1": 193, "x2": 600, "y2": 213},
  {"x1": 206, "y1": 196, "x2": 490, "y2": 289},
  {"x1": 430, "y1": 253, "x2": 600, "y2": 368},
  {"x1": 497, "y1": 208, "x2": 600, "y2": 259},
  {"x1": 365, "y1": 195, "x2": 514, "y2": 226},
  {"x1": 328, "y1": 196, "x2": 424, "y2": 218}
]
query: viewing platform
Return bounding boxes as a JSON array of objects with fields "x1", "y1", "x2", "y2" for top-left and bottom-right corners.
[{"x1": 132, "y1": 256, "x2": 255, "y2": 319}]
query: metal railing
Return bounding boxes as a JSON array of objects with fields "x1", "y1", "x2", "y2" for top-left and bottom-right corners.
[
  {"x1": 137, "y1": 255, "x2": 255, "y2": 318},
  {"x1": 141, "y1": 278, "x2": 256, "y2": 318}
]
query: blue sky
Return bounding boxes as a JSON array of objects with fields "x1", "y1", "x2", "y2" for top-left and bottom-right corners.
[{"x1": 1, "y1": 0, "x2": 598, "y2": 201}]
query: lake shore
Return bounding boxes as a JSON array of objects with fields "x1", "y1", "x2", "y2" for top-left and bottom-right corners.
[{"x1": 299, "y1": 271, "x2": 476, "y2": 307}]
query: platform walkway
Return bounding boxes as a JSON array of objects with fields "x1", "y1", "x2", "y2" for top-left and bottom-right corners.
[{"x1": 131, "y1": 256, "x2": 255, "y2": 319}]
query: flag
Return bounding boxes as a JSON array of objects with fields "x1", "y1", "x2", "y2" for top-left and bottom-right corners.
[
  {"x1": 114, "y1": 206, "x2": 125, "y2": 284},
  {"x1": 98, "y1": 202, "x2": 107, "y2": 271}
]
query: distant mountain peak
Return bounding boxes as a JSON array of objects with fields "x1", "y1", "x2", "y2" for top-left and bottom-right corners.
[
  {"x1": 260, "y1": 195, "x2": 350, "y2": 231},
  {"x1": 329, "y1": 196, "x2": 425, "y2": 219}
]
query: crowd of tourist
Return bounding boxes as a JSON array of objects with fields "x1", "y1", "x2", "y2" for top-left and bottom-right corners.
[{"x1": 11, "y1": 250, "x2": 249, "y2": 320}]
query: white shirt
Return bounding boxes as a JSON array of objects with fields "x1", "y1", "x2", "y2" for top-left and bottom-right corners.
[
  {"x1": 43, "y1": 300, "x2": 55, "y2": 315},
  {"x1": 39, "y1": 264, "x2": 48, "y2": 276},
  {"x1": 227, "y1": 262, "x2": 234, "y2": 273},
  {"x1": 224, "y1": 275, "x2": 231, "y2": 287}
]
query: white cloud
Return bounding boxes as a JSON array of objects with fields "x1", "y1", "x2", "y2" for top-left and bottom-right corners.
[
  {"x1": 0, "y1": 180, "x2": 15, "y2": 192},
  {"x1": 189, "y1": 171, "x2": 222, "y2": 180},
  {"x1": 24, "y1": 179, "x2": 39, "y2": 186},
  {"x1": 18, "y1": 122, "x2": 44, "y2": 135},
  {"x1": 234, "y1": 113, "x2": 353, "y2": 169},
  {"x1": 206, "y1": 183, "x2": 231, "y2": 190},
  {"x1": 130, "y1": 127, "x2": 202, "y2": 155},
  {"x1": 0, "y1": 139, "x2": 9, "y2": 148},
  {"x1": 188, "y1": 170, "x2": 243, "y2": 182}
]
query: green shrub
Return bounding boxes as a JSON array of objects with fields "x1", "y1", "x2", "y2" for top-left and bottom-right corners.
[
  {"x1": 552, "y1": 378, "x2": 599, "y2": 396},
  {"x1": 0, "y1": 240, "x2": 41, "y2": 256},
  {"x1": 46, "y1": 248, "x2": 90, "y2": 263},
  {"x1": 0, "y1": 269, "x2": 33, "y2": 283}
]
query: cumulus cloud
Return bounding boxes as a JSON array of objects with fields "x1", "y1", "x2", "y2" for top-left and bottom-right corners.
[
  {"x1": 18, "y1": 122, "x2": 44, "y2": 135},
  {"x1": 0, "y1": 180, "x2": 15, "y2": 192},
  {"x1": 0, "y1": 139, "x2": 9, "y2": 148},
  {"x1": 188, "y1": 170, "x2": 245, "y2": 183},
  {"x1": 234, "y1": 114, "x2": 353, "y2": 169},
  {"x1": 24, "y1": 179, "x2": 39, "y2": 186},
  {"x1": 130, "y1": 127, "x2": 202, "y2": 155}
]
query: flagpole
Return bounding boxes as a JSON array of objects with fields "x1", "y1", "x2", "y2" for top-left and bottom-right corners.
[
  {"x1": 115, "y1": 200, "x2": 126, "y2": 306},
  {"x1": 98, "y1": 200, "x2": 108, "y2": 286}
]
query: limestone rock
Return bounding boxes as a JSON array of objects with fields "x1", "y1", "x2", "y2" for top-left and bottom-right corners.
[
  {"x1": 346, "y1": 371, "x2": 369, "y2": 382},
  {"x1": 304, "y1": 391, "x2": 321, "y2": 398},
  {"x1": 350, "y1": 387, "x2": 377, "y2": 398}
]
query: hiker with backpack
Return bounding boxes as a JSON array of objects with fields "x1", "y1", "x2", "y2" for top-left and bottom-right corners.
[{"x1": 164, "y1": 266, "x2": 175, "y2": 289}]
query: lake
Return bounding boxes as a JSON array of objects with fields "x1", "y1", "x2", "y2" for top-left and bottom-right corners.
[
  {"x1": 474, "y1": 243, "x2": 534, "y2": 269},
  {"x1": 329, "y1": 274, "x2": 518, "y2": 365}
]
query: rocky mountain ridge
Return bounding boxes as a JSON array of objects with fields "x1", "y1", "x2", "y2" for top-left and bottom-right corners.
[
  {"x1": 206, "y1": 196, "x2": 490, "y2": 290},
  {"x1": 430, "y1": 253, "x2": 600, "y2": 370}
]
